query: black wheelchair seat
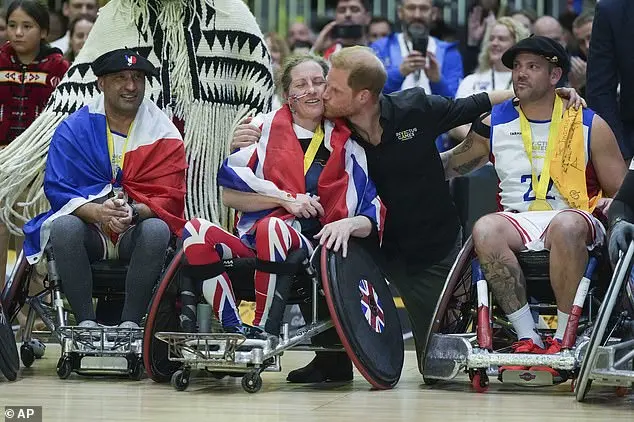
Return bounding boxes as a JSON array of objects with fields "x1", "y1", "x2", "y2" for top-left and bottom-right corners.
[{"x1": 90, "y1": 260, "x2": 129, "y2": 295}]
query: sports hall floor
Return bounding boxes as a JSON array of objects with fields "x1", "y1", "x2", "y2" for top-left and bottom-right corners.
[{"x1": 1, "y1": 345, "x2": 632, "y2": 421}]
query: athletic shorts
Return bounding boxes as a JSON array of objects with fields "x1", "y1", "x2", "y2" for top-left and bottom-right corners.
[{"x1": 496, "y1": 209, "x2": 605, "y2": 252}]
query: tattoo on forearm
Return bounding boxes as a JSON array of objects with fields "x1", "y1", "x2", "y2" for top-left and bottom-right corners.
[
  {"x1": 452, "y1": 134, "x2": 474, "y2": 155},
  {"x1": 479, "y1": 252, "x2": 527, "y2": 314},
  {"x1": 452, "y1": 157, "x2": 483, "y2": 176}
]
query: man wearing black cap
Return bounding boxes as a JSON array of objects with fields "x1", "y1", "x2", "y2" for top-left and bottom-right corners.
[
  {"x1": 441, "y1": 35, "x2": 626, "y2": 381},
  {"x1": 26, "y1": 48, "x2": 187, "y2": 331}
]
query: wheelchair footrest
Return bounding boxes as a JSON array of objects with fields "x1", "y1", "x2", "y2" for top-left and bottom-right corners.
[
  {"x1": 468, "y1": 351, "x2": 576, "y2": 370},
  {"x1": 500, "y1": 369, "x2": 554, "y2": 385}
]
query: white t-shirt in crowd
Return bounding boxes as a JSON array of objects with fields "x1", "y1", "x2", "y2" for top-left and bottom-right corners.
[
  {"x1": 455, "y1": 69, "x2": 513, "y2": 99},
  {"x1": 50, "y1": 32, "x2": 70, "y2": 54}
]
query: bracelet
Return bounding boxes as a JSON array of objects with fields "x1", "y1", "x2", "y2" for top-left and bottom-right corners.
[{"x1": 130, "y1": 204, "x2": 140, "y2": 225}]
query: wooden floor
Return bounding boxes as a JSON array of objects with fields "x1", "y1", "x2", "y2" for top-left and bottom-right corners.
[{"x1": 0, "y1": 344, "x2": 632, "y2": 421}]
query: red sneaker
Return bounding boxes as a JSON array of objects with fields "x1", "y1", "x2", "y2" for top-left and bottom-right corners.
[
  {"x1": 528, "y1": 337, "x2": 563, "y2": 381},
  {"x1": 499, "y1": 339, "x2": 546, "y2": 374}
]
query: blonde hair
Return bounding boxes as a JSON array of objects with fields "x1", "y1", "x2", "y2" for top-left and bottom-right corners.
[
  {"x1": 477, "y1": 16, "x2": 530, "y2": 72},
  {"x1": 329, "y1": 46, "x2": 386, "y2": 97}
]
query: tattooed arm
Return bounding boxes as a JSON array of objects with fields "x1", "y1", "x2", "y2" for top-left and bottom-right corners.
[{"x1": 440, "y1": 112, "x2": 492, "y2": 180}]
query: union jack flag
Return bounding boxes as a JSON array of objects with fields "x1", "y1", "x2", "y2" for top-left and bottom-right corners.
[{"x1": 359, "y1": 279, "x2": 385, "y2": 333}]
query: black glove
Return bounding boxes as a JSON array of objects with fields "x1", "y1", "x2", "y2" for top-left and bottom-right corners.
[{"x1": 608, "y1": 219, "x2": 634, "y2": 264}]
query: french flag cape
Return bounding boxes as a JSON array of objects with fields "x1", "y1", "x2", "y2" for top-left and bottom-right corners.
[
  {"x1": 23, "y1": 95, "x2": 188, "y2": 264},
  {"x1": 218, "y1": 104, "x2": 386, "y2": 247}
]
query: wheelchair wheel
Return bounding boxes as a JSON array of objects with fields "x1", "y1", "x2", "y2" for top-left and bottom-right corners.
[
  {"x1": 320, "y1": 239, "x2": 404, "y2": 389},
  {"x1": 575, "y1": 243, "x2": 634, "y2": 402},
  {"x1": 143, "y1": 250, "x2": 186, "y2": 383},
  {"x1": 0, "y1": 304, "x2": 19, "y2": 381},
  {"x1": 427, "y1": 237, "x2": 477, "y2": 339}
]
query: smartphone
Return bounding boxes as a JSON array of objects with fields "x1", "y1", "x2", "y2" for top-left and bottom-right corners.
[
  {"x1": 411, "y1": 34, "x2": 429, "y2": 56},
  {"x1": 332, "y1": 24, "x2": 364, "y2": 40},
  {"x1": 407, "y1": 23, "x2": 429, "y2": 56}
]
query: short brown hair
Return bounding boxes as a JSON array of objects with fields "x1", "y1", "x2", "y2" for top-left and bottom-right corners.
[
  {"x1": 329, "y1": 46, "x2": 386, "y2": 97},
  {"x1": 279, "y1": 54, "x2": 329, "y2": 95},
  {"x1": 572, "y1": 10, "x2": 594, "y2": 29}
]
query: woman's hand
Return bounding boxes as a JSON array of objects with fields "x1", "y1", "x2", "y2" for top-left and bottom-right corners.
[{"x1": 314, "y1": 216, "x2": 372, "y2": 258}]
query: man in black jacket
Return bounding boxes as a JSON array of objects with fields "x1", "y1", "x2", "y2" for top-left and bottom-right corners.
[{"x1": 587, "y1": 0, "x2": 634, "y2": 160}]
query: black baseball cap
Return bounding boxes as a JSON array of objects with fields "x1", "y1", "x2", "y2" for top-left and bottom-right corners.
[
  {"x1": 502, "y1": 35, "x2": 570, "y2": 73},
  {"x1": 92, "y1": 48, "x2": 158, "y2": 77}
]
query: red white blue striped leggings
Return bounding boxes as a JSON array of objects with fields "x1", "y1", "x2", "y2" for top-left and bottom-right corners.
[{"x1": 182, "y1": 217, "x2": 313, "y2": 329}]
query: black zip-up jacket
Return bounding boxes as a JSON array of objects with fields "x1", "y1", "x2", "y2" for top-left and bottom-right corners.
[{"x1": 357, "y1": 88, "x2": 492, "y2": 268}]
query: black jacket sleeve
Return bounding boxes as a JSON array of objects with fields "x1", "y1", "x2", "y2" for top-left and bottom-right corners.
[
  {"x1": 609, "y1": 169, "x2": 634, "y2": 226},
  {"x1": 428, "y1": 92, "x2": 492, "y2": 136},
  {"x1": 587, "y1": 1, "x2": 627, "y2": 157}
]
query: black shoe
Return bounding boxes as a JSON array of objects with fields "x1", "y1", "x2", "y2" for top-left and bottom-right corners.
[
  {"x1": 226, "y1": 325, "x2": 279, "y2": 348},
  {"x1": 286, "y1": 352, "x2": 353, "y2": 383}
]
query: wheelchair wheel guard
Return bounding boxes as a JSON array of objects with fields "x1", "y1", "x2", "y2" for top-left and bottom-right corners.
[
  {"x1": 0, "y1": 302, "x2": 19, "y2": 381},
  {"x1": 143, "y1": 250, "x2": 184, "y2": 383},
  {"x1": 575, "y1": 242, "x2": 634, "y2": 402},
  {"x1": 1, "y1": 251, "x2": 31, "y2": 323},
  {"x1": 320, "y1": 239, "x2": 404, "y2": 389}
]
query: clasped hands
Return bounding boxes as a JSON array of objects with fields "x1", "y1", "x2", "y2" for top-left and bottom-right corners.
[{"x1": 98, "y1": 191, "x2": 133, "y2": 234}]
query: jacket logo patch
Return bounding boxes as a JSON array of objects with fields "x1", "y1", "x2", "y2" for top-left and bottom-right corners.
[
  {"x1": 509, "y1": 131, "x2": 522, "y2": 136},
  {"x1": 396, "y1": 128, "x2": 418, "y2": 142}
]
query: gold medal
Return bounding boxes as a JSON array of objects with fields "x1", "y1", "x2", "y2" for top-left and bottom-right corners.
[{"x1": 528, "y1": 199, "x2": 553, "y2": 211}]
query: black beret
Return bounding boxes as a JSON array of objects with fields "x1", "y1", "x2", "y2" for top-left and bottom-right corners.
[
  {"x1": 92, "y1": 48, "x2": 158, "y2": 77},
  {"x1": 501, "y1": 35, "x2": 570, "y2": 73}
]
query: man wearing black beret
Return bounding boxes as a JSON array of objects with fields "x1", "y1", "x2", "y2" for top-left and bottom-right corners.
[
  {"x1": 24, "y1": 48, "x2": 187, "y2": 332},
  {"x1": 441, "y1": 35, "x2": 626, "y2": 382}
]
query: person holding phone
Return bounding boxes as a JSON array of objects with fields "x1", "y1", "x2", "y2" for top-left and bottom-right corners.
[
  {"x1": 311, "y1": 0, "x2": 370, "y2": 60},
  {"x1": 371, "y1": 0, "x2": 463, "y2": 97}
]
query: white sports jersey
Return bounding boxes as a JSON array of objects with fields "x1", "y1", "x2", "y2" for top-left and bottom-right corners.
[{"x1": 490, "y1": 99, "x2": 599, "y2": 212}]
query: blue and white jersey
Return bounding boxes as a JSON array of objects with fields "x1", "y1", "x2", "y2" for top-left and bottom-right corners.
[{"x1": 490, "y1": 99, "x2": 599, "y2": 212}]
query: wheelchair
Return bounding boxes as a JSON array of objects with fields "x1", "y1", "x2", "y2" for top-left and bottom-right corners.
[
  {"x1": 575, "y1": 242, "x2": 634, "y2": 402},
  {"x1": 422, "y1": 235, "x2": 610, "y2": 392},
  {"x1": 1, "y1": 243, "x2": 177, "y2": 380},
  {"x1": 0, "y1": 299, "x2": 19, "y2": 381},
  {"x1": 142, "y1": 238, "x2": 404, "y2": 393}
]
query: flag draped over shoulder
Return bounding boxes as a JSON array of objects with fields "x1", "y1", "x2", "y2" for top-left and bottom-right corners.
[
  {"x1": 23, "y1": 94, "x2": 187, "y2": 264},
  {"x1": 217, "y1": 104, "x2": 386, "y2": 247}
]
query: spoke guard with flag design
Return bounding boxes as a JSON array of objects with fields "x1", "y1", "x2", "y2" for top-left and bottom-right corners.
[{"x1": 320, "y1": 239, "x2": 404, "y2": 389}]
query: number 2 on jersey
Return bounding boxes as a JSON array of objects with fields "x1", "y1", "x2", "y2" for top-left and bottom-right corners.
[{"x1": 521, "y1": 174, "x2": 555, "y2": 202}]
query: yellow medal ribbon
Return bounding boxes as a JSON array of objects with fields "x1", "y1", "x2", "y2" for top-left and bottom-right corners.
[
  {"x1": 518, "y1": 96, "x2": 563, "y2": 211},
  {"x1": 303, "y1": 124, "x2": 325, "y2": 175},
  {"x1": 106, "y1": 120, "x2": 134, "y2": 181}
]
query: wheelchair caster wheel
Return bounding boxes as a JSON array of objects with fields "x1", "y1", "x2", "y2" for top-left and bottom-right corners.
[
  {"x1": 56, "y1": 357, "x2": 73, "y2": 380},
  {"x1": 242, "y1": 371, "x2": 262, "y2": 393},
  {"x1": 171, "y1": 369, "x2": 190, "y2": 391},
  {"x1": 20, "y1": 344, "x2": 35, "y2": 368},
  {"x1": 471, "y1": 372, "x2": 489, "y2": 393},
  {"x1": 28, "y1": 340, "x2": 46, "y2": 359},
  {"x1": 129, "y1": 359, "x2": 144, "y2": 381}
]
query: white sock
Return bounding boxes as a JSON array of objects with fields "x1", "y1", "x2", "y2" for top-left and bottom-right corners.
[
  {"x1": 507, "y1": 304, "x2": 544, "y2": 348},
  {"x1": 554, "y1": 310, "x2": 569, "y2": 341}
]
